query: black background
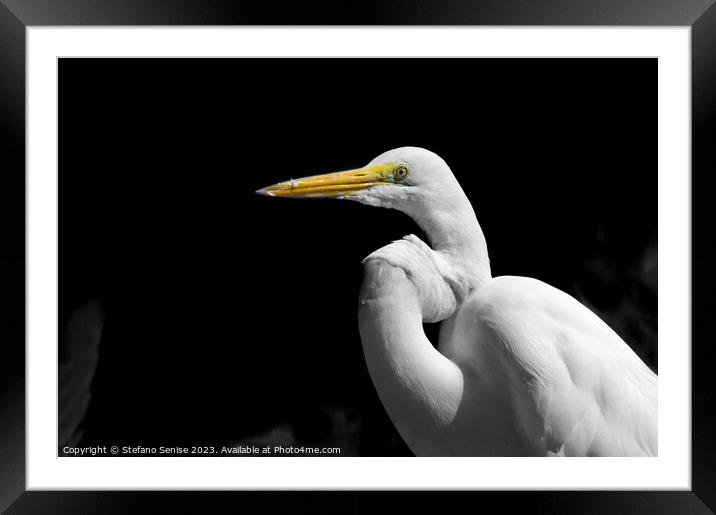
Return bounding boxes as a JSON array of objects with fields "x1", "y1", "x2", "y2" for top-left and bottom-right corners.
[{"x1": 59, "y1": 58, "x2": 656, "y2": 456}]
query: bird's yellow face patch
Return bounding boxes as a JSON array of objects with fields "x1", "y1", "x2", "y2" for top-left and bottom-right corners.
[{"x1": 256, "y1": 162, "x2": 410, "y2": 198}]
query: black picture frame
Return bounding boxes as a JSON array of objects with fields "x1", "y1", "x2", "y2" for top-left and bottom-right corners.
[{"x1": 1, "y1": 2, "x2": 714, "y2": 513}]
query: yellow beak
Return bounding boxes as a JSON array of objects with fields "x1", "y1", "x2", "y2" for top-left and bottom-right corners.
[{"x1": 256, "y1": 163, "x2": 396, "y2": 198}]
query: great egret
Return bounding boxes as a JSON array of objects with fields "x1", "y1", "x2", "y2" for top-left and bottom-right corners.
[{"x1": 258, "y1": 147, "x2": 657, "y2": 457}]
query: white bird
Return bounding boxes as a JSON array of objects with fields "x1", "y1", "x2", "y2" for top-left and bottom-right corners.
[{"x1": 258, "y1": 147, "x2": 657, "y2": 457}]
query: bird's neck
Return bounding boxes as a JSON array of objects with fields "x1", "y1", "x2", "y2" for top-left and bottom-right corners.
[
  {"x1": 408, "y1": 196, "x2": 492, "y2": 291},
  {"x1": 358, "y1": 260, "x2": 464, "y2": 453}
]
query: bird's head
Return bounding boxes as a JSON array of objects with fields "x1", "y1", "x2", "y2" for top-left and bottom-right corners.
[
  {"x1": 256, "y1": 147, "x2": 464, "y2": 218},
  {"x1": 258, "y1": 146, "x2": 491, "y2": 290}
]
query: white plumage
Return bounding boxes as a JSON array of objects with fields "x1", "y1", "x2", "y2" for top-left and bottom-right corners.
[{"x1": 259, "y1": 146, "x2": 657, "y2": 457}]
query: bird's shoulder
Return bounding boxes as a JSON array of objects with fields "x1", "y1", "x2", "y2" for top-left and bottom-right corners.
[
  {"x1": 457, "y1": 275, "x2": 652, "y2": 378},
  {"x1": 449, "y1": 275, "x2": 657, "y2": 456},
  {"x1": 463, "y1": 275, "x2": 627, "y2": 350}
]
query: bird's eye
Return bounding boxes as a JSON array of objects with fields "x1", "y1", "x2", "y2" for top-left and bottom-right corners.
[{"x1": 394, "y1": 166, "x2": 410, "y2": 181}]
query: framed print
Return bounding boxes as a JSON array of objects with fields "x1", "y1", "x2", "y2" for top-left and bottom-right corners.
[{"x1": 1, "y1": 1, "x2": 715, "y2": 513}]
